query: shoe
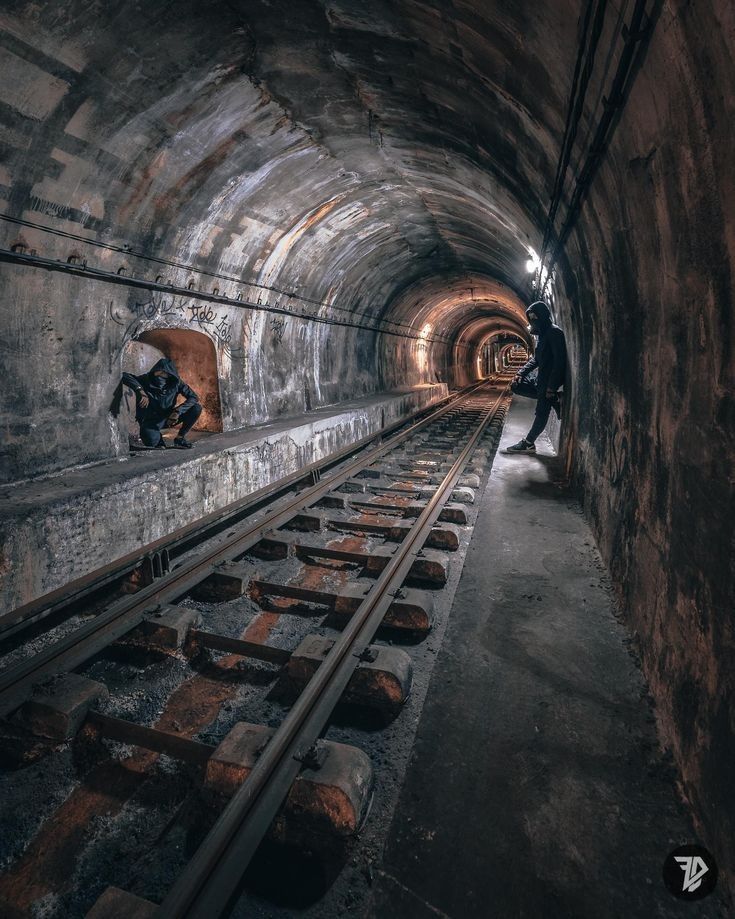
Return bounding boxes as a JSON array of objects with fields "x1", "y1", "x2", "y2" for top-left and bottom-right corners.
[
  {"x1": 504, "y1": 439, "x2": 536, "y2": 454},
  {"x1": 155, "y1": 440, "x2": 168, "y2": 450},
  {"x1": 173, "y1": 437, "x2": 193, "y2": 449}
]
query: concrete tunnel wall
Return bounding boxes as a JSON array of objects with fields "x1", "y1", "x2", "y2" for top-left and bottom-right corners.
[{"x1": 0, "y1": 0, "x2": 733, "y2": 896}]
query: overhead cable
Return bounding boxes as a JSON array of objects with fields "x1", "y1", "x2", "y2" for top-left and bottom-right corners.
[{"x1": 536, "y1": 0, "x2": 609, "y2": 295}]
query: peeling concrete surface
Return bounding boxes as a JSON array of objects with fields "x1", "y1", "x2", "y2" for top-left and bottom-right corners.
[{"x1": 0, "y1": 384, "x2": 446, "y2": 611}]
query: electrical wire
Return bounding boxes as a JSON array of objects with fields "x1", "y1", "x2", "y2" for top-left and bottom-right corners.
[
  {"x1": 0, "y1": 212, "x2": 421, "y2": 337},
  {"x1": 536, "y1": 0, "x2": 609, "y2": 296},
  {"x1": 539, "y1": 0, "x2": 654, "y2": 299},
  {"x1": 0, "y1": 246, "x2": 456, "y2": 345}
]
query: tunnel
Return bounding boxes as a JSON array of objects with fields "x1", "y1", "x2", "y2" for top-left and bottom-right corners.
[{"x1": 0, "y1": 1, "x2": 732, "y2": 916}]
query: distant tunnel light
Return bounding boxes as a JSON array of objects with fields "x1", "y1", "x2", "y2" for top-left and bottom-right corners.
[{"x1": 525, "y1": 251, "x2": 541, "y2": 274}]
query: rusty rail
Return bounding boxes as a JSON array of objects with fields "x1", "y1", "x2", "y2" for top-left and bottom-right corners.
[
  {"x1": 0, "y1": 379, "x2": 492, "y2": 642},
  {"x1": 0, "y1": 381, "x2": 505, "y2": 720},
  {"x1": 157, "y1": 385, "x2": 508, "y2": 917}
]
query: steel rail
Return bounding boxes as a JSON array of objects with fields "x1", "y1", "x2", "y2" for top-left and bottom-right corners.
[
  {"x1": 158, "y1": 386, "x2": 508, "y2": 917},
  {"x1": 0, "y1": 380, "x2": 490, "y2": 639},
  {"x1": 0, "y1": 382, "x2": 503, "y2": 719}
]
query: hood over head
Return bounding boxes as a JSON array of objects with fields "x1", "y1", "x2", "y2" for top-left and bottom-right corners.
[
  {"x1": 149, "y1": 357, "x2": 180, "y2": 381},
  {"x1": 526, "y1": 300, "x2": 553, "y2": 334}
]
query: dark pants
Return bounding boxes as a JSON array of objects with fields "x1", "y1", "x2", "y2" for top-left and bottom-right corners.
[
  {"x1": 511, "y1": 380, "x2": 558, "y2": 444},
  {"x1": 139, "y1": 403, "x2": 202, "y2": 446}
]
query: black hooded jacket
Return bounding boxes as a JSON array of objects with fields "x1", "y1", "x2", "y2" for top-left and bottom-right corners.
[
  {"x1": 122, "y1": 358, "x2": 199, "y2": 421},
  {"x1": 519, "y1": 302, "x2": 567, "y2": 392}
]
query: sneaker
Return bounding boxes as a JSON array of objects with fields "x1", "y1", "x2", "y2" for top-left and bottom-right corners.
[
  {"x1": 173, "y1": 437, "x2": 193, "y2": 449},
  {"x1": 155, "y1": 440, "x2": 168, "y2": 450},
  {"x1": 504, "y1": 439, "x2": 536, "y2": 454}
]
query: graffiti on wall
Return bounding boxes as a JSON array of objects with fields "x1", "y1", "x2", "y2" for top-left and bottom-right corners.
[
  {"x1": 110, "y1": 292, "x2": 244, "y2": 356},
  {"x1": 270, "y1": 315, "x2": 286, "y2": 346}
]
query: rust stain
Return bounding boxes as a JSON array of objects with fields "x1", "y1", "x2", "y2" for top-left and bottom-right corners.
[
  {"x1": 117, "y1": 148, "x2": 168, "y2": 225},
  {"x1": 0, "y1": 628, "x2": 263, "y2": 911},
  {"x1": 327, "y1": 534, "x2": 366, "y2": 553},
  {"x1": 242, "y1": 610, "x2": 281, "y2": 644},
  {"x1": 0, "y1": 760, "x2": 147, "y2": 912},
  {"x1": 154, "y1": 675, "x2": 234, "y2": 738},
  {"x1": 353, "y1": 513, "x2": 396, "y2": 527},
  {"x1": 0, "y1": 529, "x2": 373, "y2": 912},
  {"x1": 302, "y1": 197, "x2": 341, "y2": 234},
  {"x1": 152, "y1": 131, "x2": 247, "y2": 220},
  {"x1": 372, "y1": 493, "x2": 413, "y2": 508}
]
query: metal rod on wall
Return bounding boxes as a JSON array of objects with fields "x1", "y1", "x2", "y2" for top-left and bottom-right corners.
[{"x1": 0, "y1": 247, "x2": 453, "y2": 346}]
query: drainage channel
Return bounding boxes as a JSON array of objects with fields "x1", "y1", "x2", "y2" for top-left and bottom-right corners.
[{"x1": 0, "y1": 380, "x2": 512, "y2": 919}]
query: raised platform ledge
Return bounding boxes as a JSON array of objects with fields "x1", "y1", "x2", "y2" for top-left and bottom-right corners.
[{"x1": 0, "y1": 384, "x2": 448, "y2": 612}]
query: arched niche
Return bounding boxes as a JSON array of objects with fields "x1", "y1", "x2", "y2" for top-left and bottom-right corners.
[{"x1": 120, "y1": 328, "x2": 224, "y2": 438}]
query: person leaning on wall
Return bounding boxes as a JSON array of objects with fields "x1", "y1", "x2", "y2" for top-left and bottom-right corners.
[{"x1": 504, "y1": 300, "x2": 566, "y2": 454}]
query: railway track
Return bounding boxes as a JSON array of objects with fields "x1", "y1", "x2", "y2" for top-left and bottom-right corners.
[
  {"x1": 0, "y1": 380, "x2": 491, "y2": 646},
  {"x1": 0, "y1": 381, "x2": 489, "y2": 697},
  {"x1": 0, "y1": 378, "x2": 511, "y2": 918}
]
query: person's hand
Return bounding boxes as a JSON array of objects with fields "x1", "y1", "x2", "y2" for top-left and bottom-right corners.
[{"x1": 137, "y1": 391, "x2": 150, "y2": 409}]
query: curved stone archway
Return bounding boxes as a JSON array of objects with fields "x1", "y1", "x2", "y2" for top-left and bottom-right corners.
[
  {"x1": 118, "y1": 327, "x2": 223, "y2": 448},
  {"x1": 132, "y1": 328, "x2": 223, "y2": 433},
  {"x1": 0, "y1": 2, "x2": 732, "y2": 886}
]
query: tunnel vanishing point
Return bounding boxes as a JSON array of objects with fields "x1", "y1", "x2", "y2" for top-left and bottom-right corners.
[{"x1": 0, "y1": 0, "x2": 733, "y2": 915}]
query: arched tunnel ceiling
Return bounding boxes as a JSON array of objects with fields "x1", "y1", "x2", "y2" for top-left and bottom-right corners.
[
  {"x1": 4, "y1": 3, "x2": 735, "y2": 892},
  {"x1": 387, "y1": 273, "x2": 531, "y2": 348},
  {"x1": 0, "y1": 0, "x2": 576, "y2": 338}
]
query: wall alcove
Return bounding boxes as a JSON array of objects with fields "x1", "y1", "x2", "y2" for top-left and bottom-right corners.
[{"x1": 120, "y1": 328, "x2": 224, "y2": 440}]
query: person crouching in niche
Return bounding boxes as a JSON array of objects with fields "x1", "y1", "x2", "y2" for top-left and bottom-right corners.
[
  {"x1": 122, "y1": 357, "x2": 202, "y2": 449},
  {"x1": 504, "y1": 301, "x2": 566, "y2": 454}
]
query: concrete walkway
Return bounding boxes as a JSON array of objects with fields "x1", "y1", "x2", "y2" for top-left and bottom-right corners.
[
  {"x1": 367, "y1": 399, "x2": 723, "y2": 919},
  {"x1": 0, "y1": 384, "x2": 446, "y2": 613}
]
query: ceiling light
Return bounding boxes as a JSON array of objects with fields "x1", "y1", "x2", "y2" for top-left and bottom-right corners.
[{"x1": 525, "y1": 249, "x2": 542, "y2": 274}]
